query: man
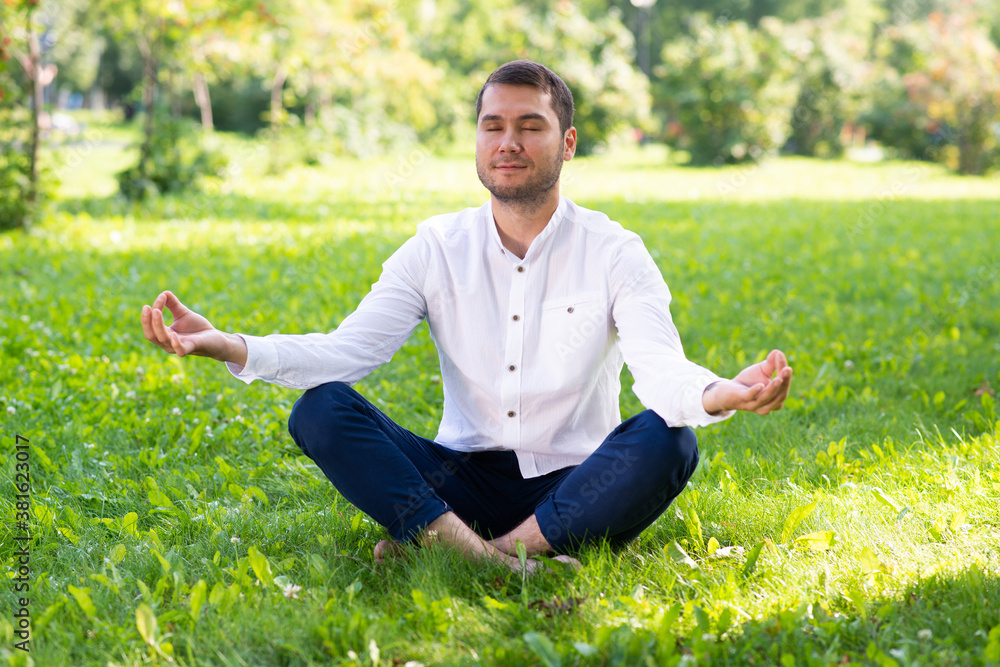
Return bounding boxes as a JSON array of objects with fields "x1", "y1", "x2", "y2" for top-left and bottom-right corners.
[{"x1": 141, "y1": 60, "x2": 792, "y2": 573}]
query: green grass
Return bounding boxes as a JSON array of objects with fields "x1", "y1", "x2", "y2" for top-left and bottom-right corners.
[{"x1": 1, "y1": 130, "x2": 999, "y2": 666}]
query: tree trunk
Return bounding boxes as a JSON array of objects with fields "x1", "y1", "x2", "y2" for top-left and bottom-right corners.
[
  {"x1": 135, "y1": 17, "x2": 161, "y2": 189},
  {"x1": 270, "y1": 63, "x2": 287, "y2": 128},
  {"x1": 168, "y1": 66, "x2": 181, "y2": 120},
  {"x1": 192, "y1": 70, "x2": 213, "y2": 131},
  {"x1": 25, "y1": 12, "x2": 42, "y2": 229},
  {"x1": 138, "y1": 48, "x2": 157, "y2": 184},
  {"x1": 268, "y1": 63, "x2": 287, "y2": 173},
  {"x1": 958, "y1": 107, "x2": 987, "y2": 176},
  {"x1": 318, "y1": 87, "x2": 333, "y2": 128}
]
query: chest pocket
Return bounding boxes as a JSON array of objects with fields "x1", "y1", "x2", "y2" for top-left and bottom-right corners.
[{"x1": 536, "y1": 292, "x2": 610, "y2": 386}]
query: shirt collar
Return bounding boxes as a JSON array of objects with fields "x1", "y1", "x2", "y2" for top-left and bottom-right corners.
[{"x1": 485, "y1": 196, "x2": 569, "y2": 261}]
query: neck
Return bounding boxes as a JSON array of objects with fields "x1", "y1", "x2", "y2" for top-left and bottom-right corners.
[{"x1": 491, "y1": 188, "x2": 560, "y2": 259}]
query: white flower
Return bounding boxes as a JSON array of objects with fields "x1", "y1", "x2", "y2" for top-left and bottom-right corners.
[
  {"x1": 230, "y1": 536, "x2": 240, "y2": 544},
  {"x1": 185, "y1": 394, "x2": 196, "y2": 402},
  {"x1": 125, "y1": 391, "x2": 136, "y2": 399},
  {"x1": 171, "y1": 407, "x2": 182, "y2": 416},
  {"x1": 918, "y1": 629, "x2": 933, "y2": 641},
  {"x1": 6, "y1": 406, "x2": 14, "y2": 415},
  {"x1": 233, "y1": 414, "x2": 244, "y2": 423},
  {"x1": 282, "y1": 583, "x2": 302, "y2": 600}
]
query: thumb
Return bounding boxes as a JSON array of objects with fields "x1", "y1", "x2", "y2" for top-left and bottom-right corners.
[{"x1": 162, "y1": 291, "x2": 191, "y2": 319}]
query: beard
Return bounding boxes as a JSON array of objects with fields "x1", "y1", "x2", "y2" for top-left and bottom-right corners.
[{"x1": 476, "y1": 149, "x2": 564, "y2": 210}]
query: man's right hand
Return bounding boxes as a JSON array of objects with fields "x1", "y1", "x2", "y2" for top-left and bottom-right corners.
[{"x1": 141, "y1": 291, "x2": 248, "y2": 366}]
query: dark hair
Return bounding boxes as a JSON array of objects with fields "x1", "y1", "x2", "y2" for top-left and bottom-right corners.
[{"x1": 475, "y1": 60, "x2": 575, "y2": 135}]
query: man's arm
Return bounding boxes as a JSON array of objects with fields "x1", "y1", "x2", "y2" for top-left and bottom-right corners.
[
  {"x1": 140, "y1": 233, "x2": 430, "y2": 389},
  {"x1": 141, "y1": 291, "x2": 247, "y2": 365},
  {"x1": 611, "y1": 235, "x2": 792, "y2": 424}
]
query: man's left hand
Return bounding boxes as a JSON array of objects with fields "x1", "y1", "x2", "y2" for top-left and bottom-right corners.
[{"x1": 702, "y1": 349, "x2": 793, "y2": 416}]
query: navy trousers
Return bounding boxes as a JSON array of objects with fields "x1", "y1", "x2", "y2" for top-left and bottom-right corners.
[{"x1": 287, "y1": 382, "x2": 699, "y2": 553}]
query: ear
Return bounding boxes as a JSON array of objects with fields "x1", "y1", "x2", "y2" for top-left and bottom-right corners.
[{"x1": 563, "y1": 127, "x2": 577, "y2": 161}]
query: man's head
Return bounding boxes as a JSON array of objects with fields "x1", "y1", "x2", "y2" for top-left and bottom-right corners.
[
  {"x1": 475, "y1": 60, "x2": 575, "y2": 136},
  {"x1": 475, "y1": 61, "x2": 577, "y2": 210}
]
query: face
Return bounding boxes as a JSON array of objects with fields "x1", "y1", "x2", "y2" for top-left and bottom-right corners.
[{"x1": 475, "y1": 83, "x2": 576, "y2": 209}]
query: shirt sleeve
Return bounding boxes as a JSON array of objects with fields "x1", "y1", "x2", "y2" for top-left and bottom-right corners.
[
  {"x1": 226, "y1": 233, "x2": 429, "y2": 390},
  {"x1": 610, "y1": 234, "x2": 735, "y2": 427}
]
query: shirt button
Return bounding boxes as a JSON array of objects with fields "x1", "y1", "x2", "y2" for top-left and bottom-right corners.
[
  {"x1": 567, "y1": 306, "x2": 575, "y2": 313},
  {"x1": 512, "y1": 314, "x2": 520, "y2": 321},
  {"x1": 507, "y1": 410, "x2": 516, "y2": 418},
  {"x1": 508, "y1": 365, "x2": 516, "y2": 372},
  {"x1": 516, "y1": 266, "x2": 524, "y2": 273}
]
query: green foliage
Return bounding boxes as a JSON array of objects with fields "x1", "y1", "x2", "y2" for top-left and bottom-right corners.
[
  {"x1": 0, "y1": 3, "x2": 36, "y2": 231},
  {"x1": 116, "y1": 116, "x2": 228, "y2": 200},
  {"x1": 863, "y1": 12, "x2": 1000, "y2": 174},
  {"x1": 412, "y1": 0, "x2": 650, "y2": 156},
  {"x1": 0, "y1": 110, "x2": 32, "y2": 231},
  {"x1": 654, "y1": 15, "x2": 799, "y2": 165},
  {"x1": 783, "y1": 13, "x2": 871, "y2": 158}
]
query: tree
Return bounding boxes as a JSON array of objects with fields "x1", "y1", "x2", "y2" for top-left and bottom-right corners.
[
  {"x1": 783, "y1": 9, "x2": 873, "y2": 157},
  {"x1": 654, "y1": 15, "x2": 798, "y2": 164},
  {"x1": 410, "y1": 0, "x2": 650, "y2": 155},
  {"x1": 864, "y1": 11, "x2": 1000, "y2": 174},
  {"x1": 0, "y1": 0, "x2": 51, "y2": 231}
]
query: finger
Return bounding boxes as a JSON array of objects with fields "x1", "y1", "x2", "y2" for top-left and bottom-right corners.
[
  {"x1": 150, "y1": 308, "x2": 176, "y2": 353},
  {"x1": 769, "y1": 349, "x2": 788, "y2": 373},
  {"x1": 143, "y1": 305, "x2": 172, "y2": 352},
  {"x1": 737, "y1": 382, "x2": 766, "y2": 405},
  {"x1": 754, "y1": 373, "x2": 793, "y2": 414},
  {"x1": 162, "y1": 290, "x2": 190, "y2": 320},
  {"x1": 748, "y1": 374, "x2": 788, "y2": 408},
  {"x1": 141, "y1": 305, "x2": 156, "y2": 343},
  {"x1": 169, "y1": 328, "x2": 191, "y2": 357},
  {"x1": 754, "y1": 378, "x2": 784, "y2": 409},
  {"x1": 153, "y1": 291, "x2": 169, "y2": 312}
]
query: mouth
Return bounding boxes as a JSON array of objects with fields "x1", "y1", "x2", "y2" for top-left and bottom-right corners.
[{"x1": 494, "y1": 162, "x2": 528, "y2": 172}]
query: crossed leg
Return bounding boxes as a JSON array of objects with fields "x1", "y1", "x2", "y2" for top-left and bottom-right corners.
[{"x1": 288, "y1": 382, "x2": 698, "y2": 572}]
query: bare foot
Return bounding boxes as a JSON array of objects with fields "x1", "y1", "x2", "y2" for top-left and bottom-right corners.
[
  {"x1": 373, "y1": 539, "x2": 409, "y2": 564},
  {"x1": 521, "y1": 553, "x2": 582, "y2": 575}
]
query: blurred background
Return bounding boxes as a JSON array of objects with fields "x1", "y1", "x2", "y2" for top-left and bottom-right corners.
[{"x1": 0, "y1": 0, "x2": 998, "y2": 228}]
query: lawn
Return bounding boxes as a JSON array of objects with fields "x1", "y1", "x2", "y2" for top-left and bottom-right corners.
[{"x1": 1, "y1": 129, "x2": 999, "y2": 666}]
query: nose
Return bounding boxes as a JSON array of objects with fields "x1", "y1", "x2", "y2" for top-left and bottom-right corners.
[{"x1": 499, "y1": 129, "x2": 521, "y2": 154}]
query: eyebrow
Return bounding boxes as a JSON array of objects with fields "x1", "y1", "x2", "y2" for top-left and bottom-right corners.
[{"x1": 480, "y1": 113, "x2": 551, "y2": 124}]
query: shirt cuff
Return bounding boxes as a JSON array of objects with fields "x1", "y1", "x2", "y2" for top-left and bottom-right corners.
[
  {"x1": 684, "y1": 374, "x2": 736, "y2": 427},
  {"x1": 225, "y1": 334, "x2": 280, "y2": 384}
]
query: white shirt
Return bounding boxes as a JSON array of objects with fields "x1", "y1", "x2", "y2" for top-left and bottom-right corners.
[{"x1": 228, "y1": 196, "x2": 733, "y2": 477}]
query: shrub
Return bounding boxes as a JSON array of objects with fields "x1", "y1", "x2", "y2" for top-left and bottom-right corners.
[
  {"x1": 783, "y1": 13, "x2": 871, "y2": 158},
  {"x1": 0, "y1": 115, "x2": 32, "y2": 231},
  {"x1": 1, "y1": 11, "x2": 34, "y2": 230},
  {"x1": 862, "y1": 12, "x2": 1000, "y2": 174},
  {"x1": 117, "y1": 116, "x2": 228, "y2": 200},
  {"x1": 653, "y1": 15, "x2": 798, "y2": 165}
]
